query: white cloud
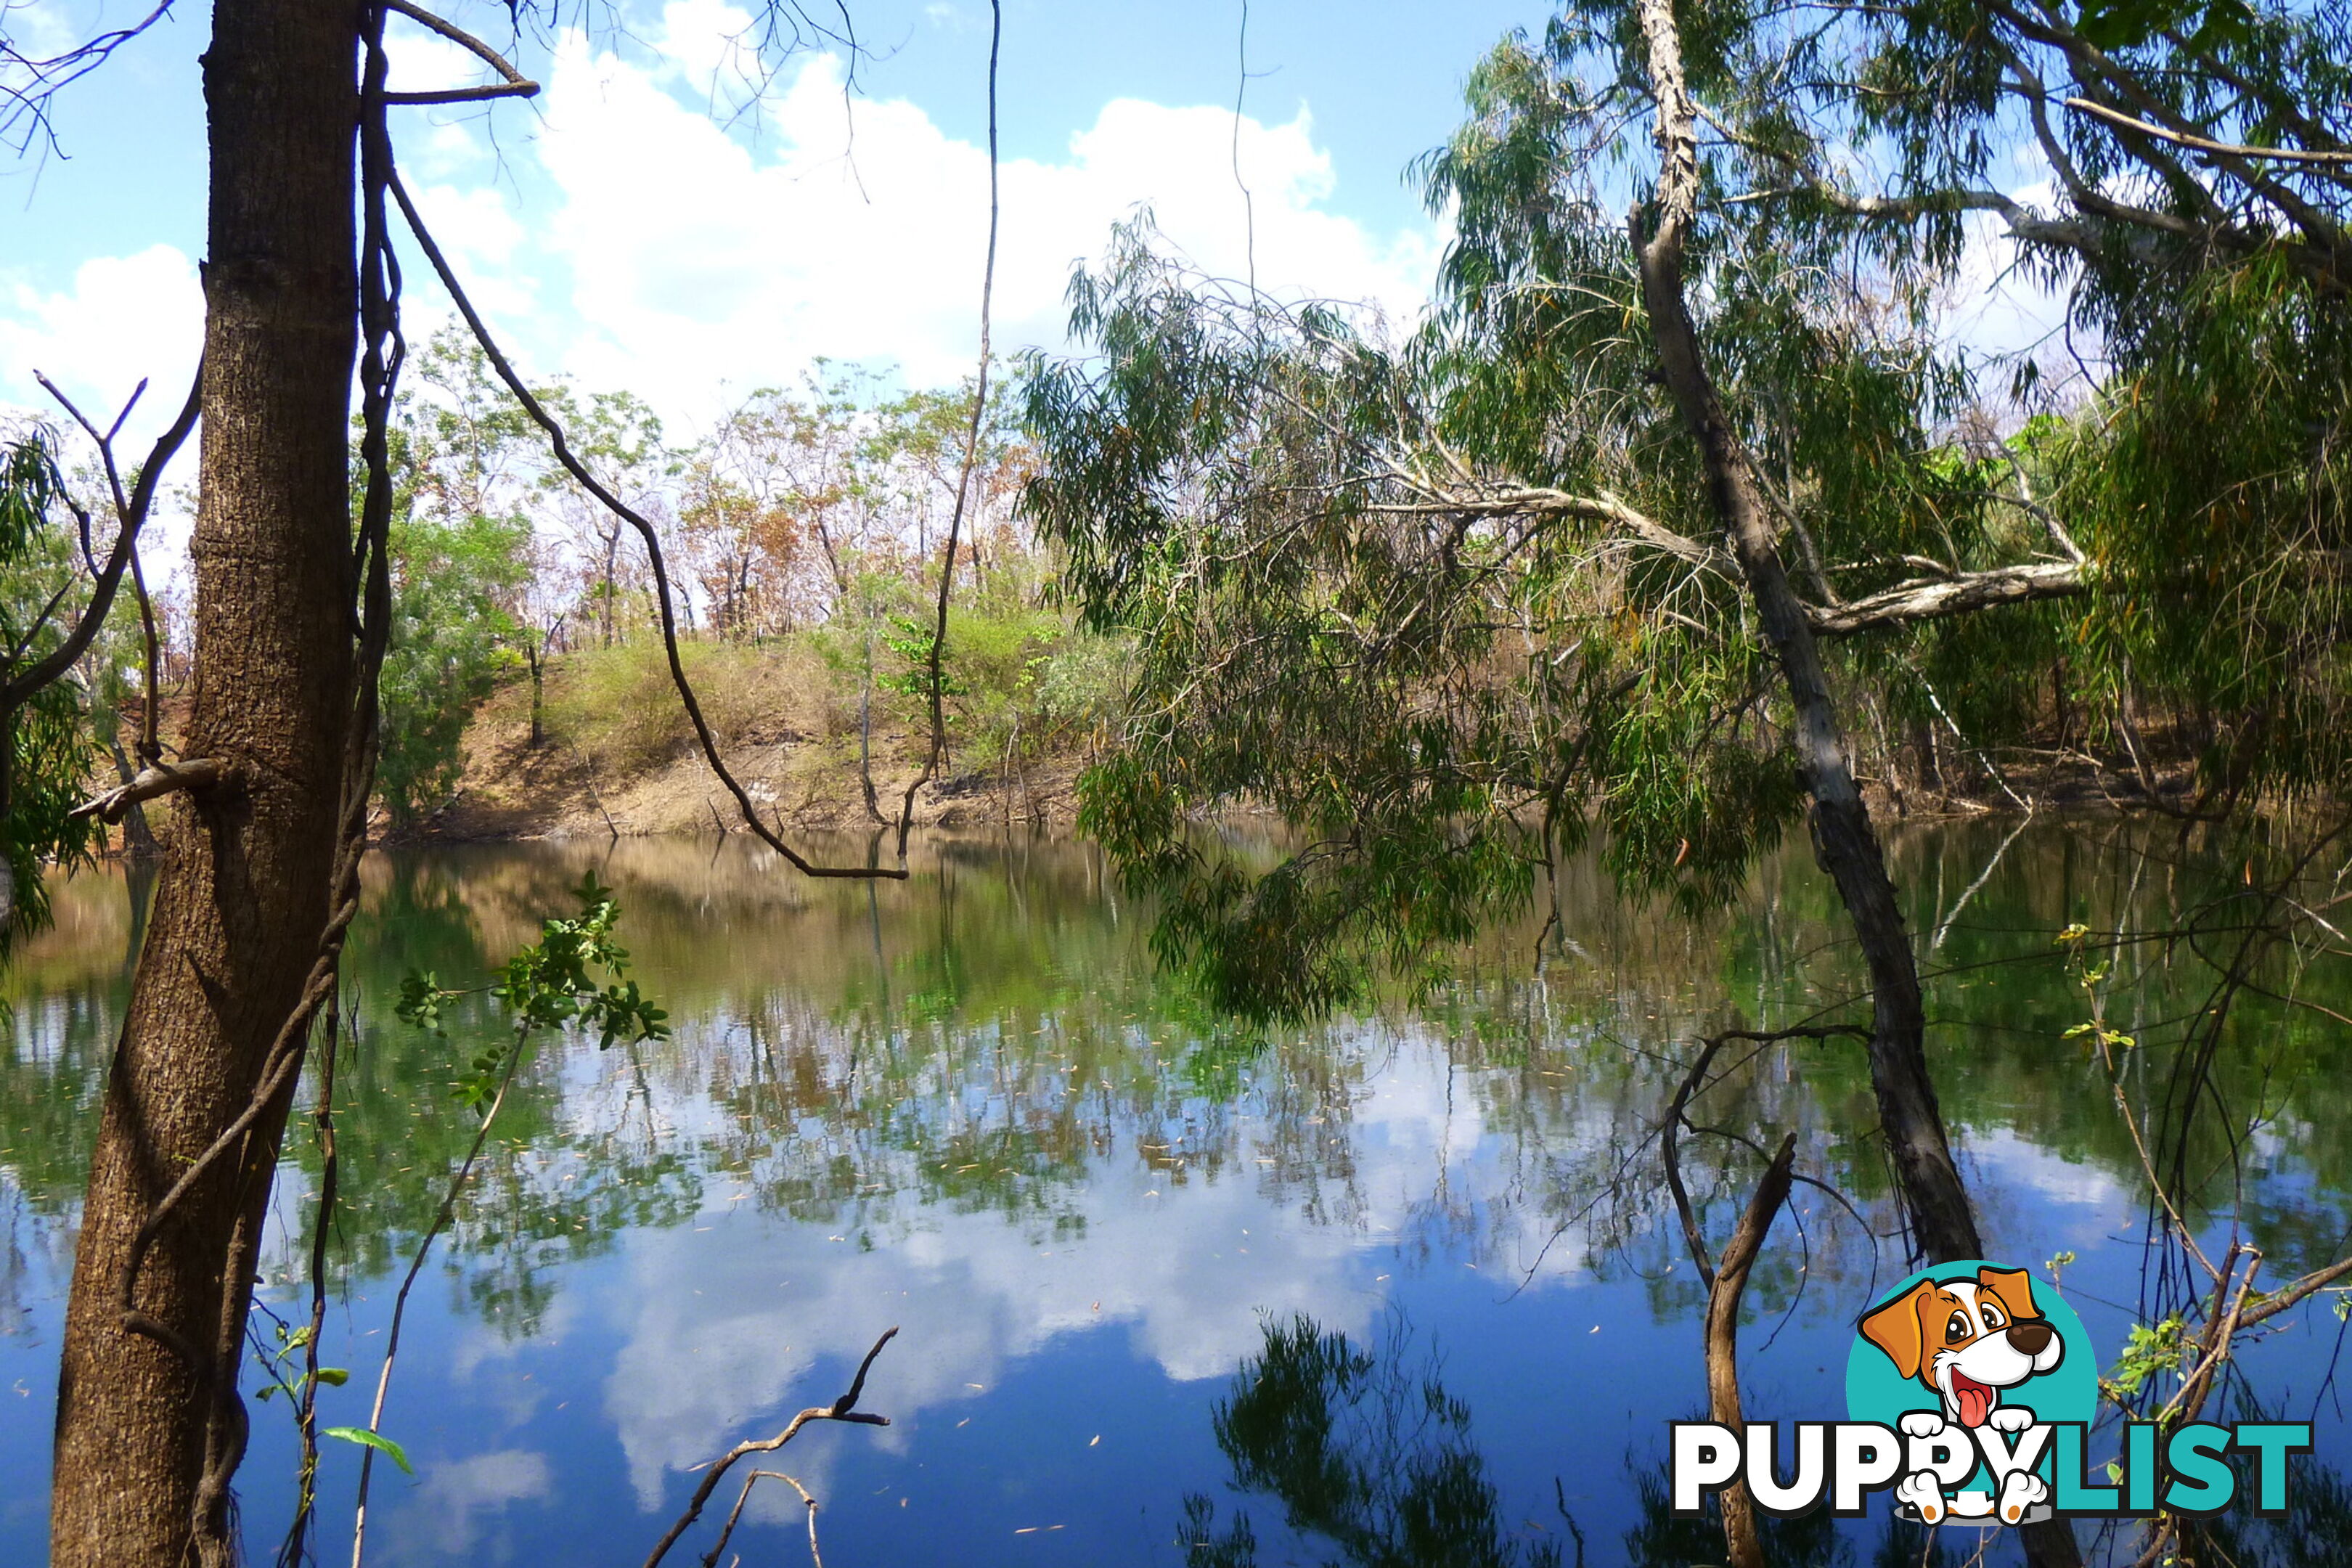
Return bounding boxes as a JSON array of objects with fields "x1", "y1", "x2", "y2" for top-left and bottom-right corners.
[
  {"x1": 0, "y1": 243, "x2": 203, "y2": 454},
  {"x1": 7, "y1": 6, "x2": 1439, "y2": 465},
  {"x1": 589, "y1": 1040, "x2": 1594, "y2": 1511},
  {"x1": 433, "y1": 7, "x2": 1438, "y2": 424},
  {"x1": 1943, "y1": 179, "x2": 2078, "y2": 370},
  {"x1": 595, "y1": 1148, "x2": 1379, "y2": 1508},
  {"x1": 380, "y1": 1447, "x2": 555, "y2": 1563},
  {"x1": 6, "y1": 0, "x2": 82, "y2": 60},
  {"x1": 381, "y1": 18, "x2": 489, "y2": 102}
]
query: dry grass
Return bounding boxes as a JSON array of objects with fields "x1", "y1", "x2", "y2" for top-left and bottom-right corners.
[{"x1": 542, "y1": 636, "x2": 835, "y2": 774}]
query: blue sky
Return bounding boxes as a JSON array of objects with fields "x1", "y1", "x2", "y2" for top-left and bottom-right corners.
[
  {"x1": 1, "y1": 0, "x2": 1559, "y2": 454},
  {"x1": 3, "y1": 0, "x2": 2070, "y2": 546}
]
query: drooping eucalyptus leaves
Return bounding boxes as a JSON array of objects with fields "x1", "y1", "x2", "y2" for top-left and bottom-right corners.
[{"x1": 1022, "y1": 0, "x2": 2352, "y2": 1019}]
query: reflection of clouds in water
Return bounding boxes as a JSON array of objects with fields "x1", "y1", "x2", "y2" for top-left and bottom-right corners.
[
  {"x1": 597, "y1": 1044, "x2": 1598, "y2": 1508},
  {"x1": 380, "y1": 1448, "x2": 553, "y2": 1564},
  {"x1": 1962, "y1": 1126, "x2": 2128, "y2": 1217},
  {"x1": 598, "y1": 1161, "x2": 1372, "y2": 1508},
  {"x1": 447, "y1": 1292, "x2": 582, "y2": 1430}
]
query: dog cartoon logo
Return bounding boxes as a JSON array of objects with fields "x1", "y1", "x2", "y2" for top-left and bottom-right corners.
[
  {"x1": 1846, "y1": 1261, "x2": 2095, "y2": 1527},
  {"x1": 1678, "y1": 1260, "x2": 2303, "y2": 1525},
  {"x1": 1861, "y1": 1265, "x2": 2065, "y2": 1432}
]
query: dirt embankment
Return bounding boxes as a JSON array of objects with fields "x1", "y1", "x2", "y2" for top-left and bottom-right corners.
[{"x1": 414, "y1": 671, "x2": 1085, "y2": 843}]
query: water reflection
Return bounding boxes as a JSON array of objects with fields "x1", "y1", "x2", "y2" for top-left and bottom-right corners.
[
  {"x1": 0, "y1": 823, "x2": 2344, "y2": 1564},
  {"x1": 1180, "y1": 1312, "x2": 1566, "y2": 1568}
]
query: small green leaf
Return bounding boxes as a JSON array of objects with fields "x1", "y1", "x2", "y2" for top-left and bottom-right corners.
[
  {"x1": 324, "y1": 1426, "x2": 414, "y2": 1475},
  {"x1": 314, "y1": 1366, "x2": 350, "y2": 1387}
]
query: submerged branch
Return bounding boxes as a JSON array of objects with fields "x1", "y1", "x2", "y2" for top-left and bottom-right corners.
[{"x1": 642, "y1": 1326, "x2": 899, "y2": 1568}]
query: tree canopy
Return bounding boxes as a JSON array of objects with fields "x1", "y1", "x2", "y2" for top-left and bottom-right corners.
[{"x1": 1022, "y1": 0, "x2": 2352, "y2": 1020}]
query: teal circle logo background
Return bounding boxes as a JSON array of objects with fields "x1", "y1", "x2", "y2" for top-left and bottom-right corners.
[{"x1": 1845, "y1": 1261, "x2": 2099, "y2": 1428}]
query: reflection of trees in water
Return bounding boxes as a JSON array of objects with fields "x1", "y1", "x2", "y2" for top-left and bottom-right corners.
[
  {"x1": 2, "y1": 822, "x2": 2348, "y2": 1344},
  {"x1": 1175, "y1": 1310, "x2": 1937, "y2": 1568},
  {"x1": 1619, "y1": 1463, "x2": 1853, "y2": 1568},
  {"x1": 1180, "y1": 1312, "x2": 1564, "y2": 1568},
  {"x1": 1620, "y1": 1462, "x2": 1988, "y2": 1568},
  {"x1": 2225, "y1": 1455, "x2": 2352, "y2": 1568},
  {"x1": 1185, "y1": 1317, "x2": 2352, "y2": 1568}
]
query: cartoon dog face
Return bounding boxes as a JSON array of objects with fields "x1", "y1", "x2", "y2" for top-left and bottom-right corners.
[{"x1": 1859, "y1": 1267, "x2": 2064, "y2": 1429}]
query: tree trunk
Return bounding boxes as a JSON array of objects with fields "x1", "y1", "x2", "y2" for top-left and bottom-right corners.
[
  {"x1": 1704, "y1": 1133, "x2": 1794, "y2": 1568},
  {"x1": 601, "y1": 526, "x2": 620, "y2": 648},
  {"x1": 1630, "y1": 7, "x2": 2079, "y2": 1564},
  {"x1": 51, "y1": 2, "x2": 359, "y2": 1562},
  {"x1": 859, "y1": 619, "x2": 886, "y2": 825},
  {"x1": 1632, "y1": 0, "x2": 1977, "y2": 1270},
  {"x1": 106, "y1": 733, "x2": 164, "y2": 858}
]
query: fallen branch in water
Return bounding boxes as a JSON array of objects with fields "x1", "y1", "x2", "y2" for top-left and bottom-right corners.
[
  {"x1": 702, "y1": 1469, "x2": 822, "y2": 1568},
  {"x1": 642, "y1": 1326, "x2": 899, "y2": 1568}
]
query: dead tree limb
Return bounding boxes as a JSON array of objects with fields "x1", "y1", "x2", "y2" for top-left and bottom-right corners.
[
  {"x1": 381, "y1": 0, "x2": 539, "y2": 102},
  {"x1": 69, "y1": 758, "x2": 229, "y2": 824},
  {"x1": 642, "y1": 1326, "x2": 899, "y2": 1568},
  {"x1": 892, "y1": 0, "x2": 1001, "y2": 855},
  {"x1": 1659, "y1": 1035, "x2": 1793, "y2": 1568},
  {"x1": 701, "y1": 1469, "x2": 822, "y2": 1568}
]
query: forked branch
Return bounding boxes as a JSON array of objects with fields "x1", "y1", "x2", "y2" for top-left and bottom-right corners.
[
  {"x1": 382, "y1": 0, "x2": 539, "y2": 104},
  {"x1": 69, "y1": 757, "x2": 230, "y2": 823},
  {"x1": 641, "y1": 1326, "x2": 899, "y2": 1568}
]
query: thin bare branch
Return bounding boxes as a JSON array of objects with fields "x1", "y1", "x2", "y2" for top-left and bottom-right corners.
[
  {"x1": 382, "y1": 0, "x2": 539, "y2": 99},
  {"x1": 893, "y1": 0, "x2": 1001, "y2": 854},
  {"x1": 642, "y1": 1327, "x2": 899, "y2": 1568}
]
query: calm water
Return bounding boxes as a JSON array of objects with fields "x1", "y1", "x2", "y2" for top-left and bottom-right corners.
[{"x1": 2, "y1": 824, "x2": 2348, "y2": 1565}]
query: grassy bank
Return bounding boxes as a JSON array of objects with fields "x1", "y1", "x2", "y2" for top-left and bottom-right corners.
[{"x1": 419, "y1": 612, "x2": 1125, "y2": 841}]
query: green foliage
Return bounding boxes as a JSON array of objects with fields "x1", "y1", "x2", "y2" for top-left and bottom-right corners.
[
  {"x1": 398, "y1": 873, "x2": 669, "y2": 1114},
  {"x1": 0, "y1": 430, "x2": 105, "y2": 953},
  {"x1": 377, "y1": 507, "x2": 528, "y2": 825},
  {"x1": 878, "y1": 613, "x2": 970, "y2": 711},
  {"x1": 2103, "y1": 1314, "x2": 2190, "y2": 1402},
  {"x1": 369, "y1": 327, "x2": 542, "y2": 825},
  {"x1": 1023, "y1": 4, "x2": 2352, "y2": 1018},
  {"x1": 1023, "y1": 221, "x2": 1836, "y2": 1017},
  {"x1": 0, "y1": 433, "x2": 62, "y2": 558},
  {"x1": 1182, "y1": 1314, "x2": 1563, "y2": 1568},
  {"x1": 321, "y1": 1426, "x2": 412, "y2": 1476}
]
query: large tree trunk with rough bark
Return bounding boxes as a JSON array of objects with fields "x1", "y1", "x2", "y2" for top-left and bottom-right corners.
[{"x1": 50, "y1": 3, "x2": 359, "y2": 1563}]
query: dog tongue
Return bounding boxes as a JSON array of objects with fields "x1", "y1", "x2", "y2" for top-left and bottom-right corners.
[{"x1": 1953, "y1": 1373, "x2": 1994, "y2": 1428}]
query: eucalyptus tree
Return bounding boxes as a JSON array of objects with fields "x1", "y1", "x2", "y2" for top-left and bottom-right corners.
[
  {"x1": 1024, "y1": 0, "x2": 2348, "y2": 1308},
  {"x1": 0, "y1": 432, "x2": 155, "y2": 944},
  {"x1": 47, "y1": 1, "x2": 367, "y2": 1558}
]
